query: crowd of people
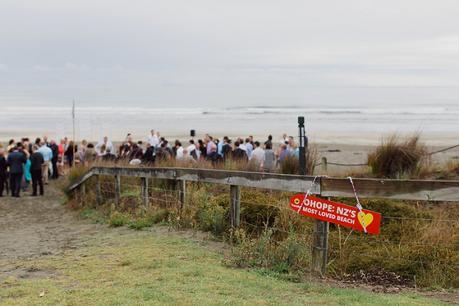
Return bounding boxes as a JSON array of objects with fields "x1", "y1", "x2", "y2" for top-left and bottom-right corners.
[
  {"x1": 87, "y1": 130, "x2": 303, "y2": 170},
  {"x1": 0, "y1": 131, "x2": 304, "y2": 198},
  {"x1": 0, "y1": 136, "x2": 79, "y2": 197}
]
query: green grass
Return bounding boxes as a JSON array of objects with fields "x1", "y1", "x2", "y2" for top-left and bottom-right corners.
[{"x1": 0, "y1": 226, "x2": 449, "y2": 305}]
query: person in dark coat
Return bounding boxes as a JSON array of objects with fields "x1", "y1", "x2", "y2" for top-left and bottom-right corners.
[
  {"x1": 232, "y1": 141, "x2": 248, "y2": 162},
  {"x1": 49, "y1": 140, "x2": 59, "y2": 179},
  {"x1": 0, "y1": 148, "x2": 7, "y2": 197},
  {"x1": 30, "y1": 145, "x2": 45, "y2": 196},
  {"x1": 102, "y1": 147, "x2": 117, "y2": 162},
  {"x1": 7, "y1": 143, "x2": 27, "y2": 197},
  {"x1": 221, "y1": 137, "x2": 233, "y2": 161},
  {"x1": 65, "y1": 141, "x2": 76, "y2": 167},
  {"x1": 142, "y1": 143, "x2": 155, "y2": 165}
]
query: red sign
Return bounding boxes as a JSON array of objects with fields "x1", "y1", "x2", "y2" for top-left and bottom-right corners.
[{"x1": 290, "y1": 194, "x2": 381, "y2": 235}]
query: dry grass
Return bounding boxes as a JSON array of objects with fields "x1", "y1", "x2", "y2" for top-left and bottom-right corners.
[
  {"x1": 368, "y1": 135, "x2": 429, "y2": 178},
  {"x1": 68, "y1": 173, "x2": 459, "y2": 289}
]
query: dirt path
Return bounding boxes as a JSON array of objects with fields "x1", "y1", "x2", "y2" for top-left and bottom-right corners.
[{"x1": 0, "y1": 182, "x2": 105, "y2": 279}]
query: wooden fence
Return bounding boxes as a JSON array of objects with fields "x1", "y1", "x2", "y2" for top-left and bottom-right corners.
[{"x1": 68, "y1": 166, "x2": 459, "y2": 275}]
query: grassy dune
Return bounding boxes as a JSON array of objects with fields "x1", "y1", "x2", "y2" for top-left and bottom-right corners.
[{"x1": 0, "y1": 226, "x2": 448, "y2": 305}]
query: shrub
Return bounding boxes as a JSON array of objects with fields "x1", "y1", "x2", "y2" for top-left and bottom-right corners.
[
  {"x1": 108, "y1": 211, "x2": 130, "y2": 227},
  {"x1": 148, "y1": 208, "x2": 170, "y2": 224},
  {"x1": 196, "y1": 193, "x2": 229, "y2": 236},
  {"x1": 278, "y1": 145, "x2": 318, "y2": 175},
  {"x1": 368, "y1": 135, "x2": 428, "y2": 178},
  {"x1": 128, "y1": 218, "x2": 154, "y2": 230},
  {"x1": 229, "y1": 228, "x2": 311, "y2": 276},
  {"x1": 279, "y1": 156, "x2": 299, "y2": 174}
]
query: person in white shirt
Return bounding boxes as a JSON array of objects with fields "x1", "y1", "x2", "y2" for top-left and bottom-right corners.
[
  {"x1": 250, "y1": 141, "x2": 265, "y2": 170},
  {"x1": 281, "y1": 133, "x2": 289, "y2": 145},
  {"x1": 96, "y1": 136, "x2": 113, "y2": 154},
  {"x1": 148, "y1": 130, "x2": 160, "y2": 148},
  {"x1": 186, "y1": 139, "x2": 199, "y2": 160},
  {"x1": 174, "y1": 140, "x2": 184, "y2": 160}
]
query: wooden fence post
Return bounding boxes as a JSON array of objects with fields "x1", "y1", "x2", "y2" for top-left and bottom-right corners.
[
  {"x1": 141, "y1": 177, "x2": 149, "y2": 208},
  {"x1": 80, "y1": 183, "x2": 86, "y2": 206},
  {"x1": 178, "y1": 180, "x2": 186, "y2": 209},
  {"x1": 311, "y1": 219, "x2": 329, "y2": 276},
  {"x1": 321, "y1": 157, "x2": 328, "y2": 172},
  {"x1": 96, "y1": 175, "x2": 102, "y2": 206},
  {"x1": 230, "y1": 185, "x2": 241, "y2": 228},
  {"x1": 114, "y1": 175, "x2": 121, "y2": 207}
]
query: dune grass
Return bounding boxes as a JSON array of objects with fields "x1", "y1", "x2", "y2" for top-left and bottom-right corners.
[
  {"x1": 367, "y1": 135, "x2": 429, "y2": 178},
  {"x1": 0, "y1": 226, "x2": 448, "y2": 306}
]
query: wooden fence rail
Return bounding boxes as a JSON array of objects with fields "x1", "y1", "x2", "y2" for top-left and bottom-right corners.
[{"x1": 68, "y1": 166, "x2": 459, "y2": 276}]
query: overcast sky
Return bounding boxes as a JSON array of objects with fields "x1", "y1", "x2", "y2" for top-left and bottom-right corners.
[{"x1": 1, "y1": 0, "x2": 459, "y2": 107}]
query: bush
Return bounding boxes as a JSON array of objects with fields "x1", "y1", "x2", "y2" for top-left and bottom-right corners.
[
  {"x1": 368, "y1": 135, "x2": 428, "y2": 178},
  {"x1": 279, "y1": 156, "x2": 299, "y2": 174},
  {"x1": 148, "y1": 209, "x2": 170, "y2": 224},
  {"x1": 230, "y1": 228, "x2": 311, "y2": 276},
  {"x1": 196, "y1": 193, "x2": 229, "y2": 236},
  {"x1": 327, "y1": 198, "x2": 459, "y2": 288},
  {"x1": 128, "y1": 218, "x2": 154, "y2": 230},
  {"x1": 108, "y1": 211, "x2": 130, "y2": 227}
]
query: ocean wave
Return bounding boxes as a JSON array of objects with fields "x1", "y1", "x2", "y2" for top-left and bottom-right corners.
[{"x1": 2, "y1": 105, "x2": 459, "y2": 117}]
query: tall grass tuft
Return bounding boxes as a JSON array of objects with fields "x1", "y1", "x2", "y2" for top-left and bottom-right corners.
[
  {"x1": 368, "y1": 135, "x2": 428, "y2": 178},
  {"x1": 280, "y1": 145, "x2": 318, "y2": 175}
]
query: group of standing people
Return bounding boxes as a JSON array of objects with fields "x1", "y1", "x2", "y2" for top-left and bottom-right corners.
[
  {"x1": 0, "y1": 136, "x2": 75, "y2": 197},
  {"x1": 94, "y1": 130, "x2": 302, "y2": 172},
  {"x1": 0, "y1": 131, "x2": 303, "y2": 197}
]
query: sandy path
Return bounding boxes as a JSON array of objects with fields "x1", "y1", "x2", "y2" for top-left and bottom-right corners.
[{"x1": 0, "y1": 183, "x2": 106, "y2": 280}]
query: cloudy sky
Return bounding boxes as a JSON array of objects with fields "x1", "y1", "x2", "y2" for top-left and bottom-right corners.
[{"x1": 1, "y1": 0, "x2": 459, "y2": 107}]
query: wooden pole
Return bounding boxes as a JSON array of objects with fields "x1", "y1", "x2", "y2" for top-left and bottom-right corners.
[
  {"x1": 96, "y1": 175, "x2": 102, "y2": 206},
  {"x1": 114, "y1": 175, "x2": 121, "y2": 207},
  {"x1": 178, "y1": 180, "x2": 186, "y2": 210},
  {"x1": 321, "y1": 157, "x2": 328, "y2": 172},
  {"x1": 311, "y1": 193, "x2": 329, "y2": 276},
  {"x1": 141, "y1": 177, "x2": 149, "y2": 208},
  {"x1": 230, "y1": 185, "x2": 241, "y2": 228},
  {"x1": 79, "y1": 184, "x2": 86, "y2": 207}
]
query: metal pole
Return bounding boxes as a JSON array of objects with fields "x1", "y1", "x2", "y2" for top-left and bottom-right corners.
[{"x1": 298, "y1": 116, "x2": 306, "y2": 175}]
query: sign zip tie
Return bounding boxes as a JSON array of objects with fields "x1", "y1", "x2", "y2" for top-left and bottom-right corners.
[
  {"x1": 297, "y1": 175, "x2": 320, "y2": 214},
  {"x1": 348, "y1": 176, "x2": 368, "y2": 234}
]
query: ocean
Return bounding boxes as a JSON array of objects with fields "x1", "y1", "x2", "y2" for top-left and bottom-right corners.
[{"x1": 1, "y1": 105, "x2": 458, "y2": 145}]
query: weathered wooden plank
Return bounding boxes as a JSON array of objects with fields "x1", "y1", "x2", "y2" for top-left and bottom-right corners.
[
  {"x1": 69, "y1": 166, "x2": 459, "y2": 202},
  {"x1": 96, "y1": 175, "x2": 102, "y2": 206},
  {"x1": 92, "y1": 167, "x2": 320, "y2": 194},
  {"x1": 321, "y1": 177, "x2": 459, "y2": 201},
  {"x1": 67, "y1": 169, "x2": 95, "y2": 192}
]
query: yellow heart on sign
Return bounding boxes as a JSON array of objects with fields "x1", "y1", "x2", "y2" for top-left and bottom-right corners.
[{"x1": 358, "y1": 212, "x2": 374, "y2": 228}]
